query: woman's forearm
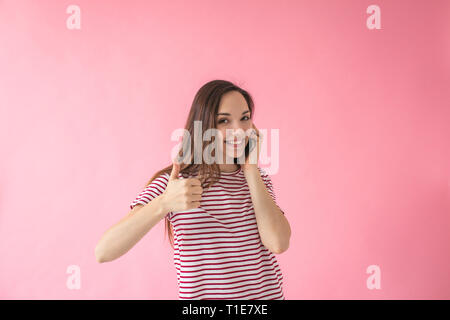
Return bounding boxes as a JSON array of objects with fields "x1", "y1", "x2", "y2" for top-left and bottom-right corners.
[
  {"x1": 244, "y1": 166, "x2": 291, "y2": 254},
  {"x1": 95, "y1": 195, "x2": 169, "y2": 263}
]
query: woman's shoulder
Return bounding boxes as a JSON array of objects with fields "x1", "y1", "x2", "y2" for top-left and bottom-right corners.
[
  {"x1": 150, "y1": 172, "x2": 171, "y2": 185},
  {"x1": 257, "y1": 166, "x2": 270, "y2": 177}
]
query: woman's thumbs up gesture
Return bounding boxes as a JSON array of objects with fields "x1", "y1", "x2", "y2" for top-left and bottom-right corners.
[{"x1": 160, "y1": 159, "x2": 203, "y2": 212}]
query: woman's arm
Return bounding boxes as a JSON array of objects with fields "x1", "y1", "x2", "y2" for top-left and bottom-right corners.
[
  {"x1": 244, "y1": 166, "x2": 291, "y2": 254},
  {"x1": 95, "y1": 195, "x2": 169, "y2": 263}
]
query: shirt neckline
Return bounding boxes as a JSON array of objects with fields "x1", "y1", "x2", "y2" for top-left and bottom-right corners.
[{"x1": 220, "y1": 166, "x2": 242, "y2": 176}]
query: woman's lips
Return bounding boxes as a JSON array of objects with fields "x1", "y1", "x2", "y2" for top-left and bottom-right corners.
[{"x1": 225, "y1": 139, "x2": 245, "y2": 150}]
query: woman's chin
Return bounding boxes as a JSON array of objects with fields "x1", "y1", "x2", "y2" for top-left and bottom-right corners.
[{"x1": 224, "y1": 149, "x2": 245, "y2": 161}]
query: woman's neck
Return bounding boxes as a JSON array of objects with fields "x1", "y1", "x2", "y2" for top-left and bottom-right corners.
[{"x1": 218, "y1": 163, "x2": 240, "y2": 173}]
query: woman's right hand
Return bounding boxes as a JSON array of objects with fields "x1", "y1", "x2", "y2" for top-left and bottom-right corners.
[{"x1": 160, "y1": 160, "x2": 203, "y2": 212}]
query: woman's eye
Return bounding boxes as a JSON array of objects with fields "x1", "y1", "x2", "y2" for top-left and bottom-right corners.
[{"x1": 218, "y1": 116, "x2": 249, "y2": 124}]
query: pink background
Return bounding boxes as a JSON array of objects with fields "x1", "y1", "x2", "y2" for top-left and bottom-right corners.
[{"x1": 0, "y1": 0, "x2": 449, "y2": 299}]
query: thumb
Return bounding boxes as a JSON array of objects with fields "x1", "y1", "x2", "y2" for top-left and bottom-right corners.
[{"x1": 169, "y1": 159, "x2": 181, "y2": 181}]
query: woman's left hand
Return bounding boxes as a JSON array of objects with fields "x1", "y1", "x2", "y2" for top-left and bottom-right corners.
[{"x1": 242, "y1": 123, "x2": 261, "y2": 172}]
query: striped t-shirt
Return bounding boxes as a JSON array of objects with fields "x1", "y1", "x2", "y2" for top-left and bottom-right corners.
[{"x1": 130, "y1": 166, "x2": 286, "y2": 300}]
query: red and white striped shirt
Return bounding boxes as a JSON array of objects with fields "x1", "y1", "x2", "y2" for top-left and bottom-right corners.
[{"x1": 130, "y1": 166, "x2": 286, "y2": 300}]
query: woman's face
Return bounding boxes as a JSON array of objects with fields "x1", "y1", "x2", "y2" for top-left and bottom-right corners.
[{"x1": 215, "y1": 91, "x2": 253, "y2": 162}]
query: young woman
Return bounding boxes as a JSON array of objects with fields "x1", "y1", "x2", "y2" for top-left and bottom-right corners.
[{"x1": 95, "y1": 80, "x2": 291, "y2": 300}]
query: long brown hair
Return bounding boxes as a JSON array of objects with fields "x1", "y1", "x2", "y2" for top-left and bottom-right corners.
[{"x1": 144, "y1": 79, "x2": 255, "y2": 249}]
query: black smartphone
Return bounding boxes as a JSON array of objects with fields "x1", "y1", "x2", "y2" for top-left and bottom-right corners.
[{"x1": 234, "y1": 135, "x2": 257, "y2": 164}]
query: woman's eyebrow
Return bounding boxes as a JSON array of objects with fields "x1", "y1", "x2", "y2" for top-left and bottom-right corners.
[{"x1": 216, "y1": 110, "x2": 250, "y2": 116}]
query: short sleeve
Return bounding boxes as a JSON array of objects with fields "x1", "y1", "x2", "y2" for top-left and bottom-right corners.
[
  {"x1": 129, "y1": 173, "x2": 171, "y2": 217},
  {"x1": 258, "y1": 167, "x2": 285, "y2": 215}
]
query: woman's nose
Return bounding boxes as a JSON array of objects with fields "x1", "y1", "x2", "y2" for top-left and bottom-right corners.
[{"x1": 227, "y1": 128, "x2": 246, "y2": 139}]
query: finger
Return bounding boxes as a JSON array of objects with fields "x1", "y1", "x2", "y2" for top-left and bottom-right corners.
[
  {"x1": 169, "y1": 159, "x2": 181, "y2": 181},
  {"x1": 189, "y1": 194, "x2": 202, "y2": 202},
  {"x1": 186, "y1": 178, "x2": 202, "y2": 186},
  {"x1": 188, "y1": 201, "x2": 201, "y2": 209},
  {"x1": 253, "y1": 126, "x2": 260, "y2": 136},
  {"x1": 190, "y1": 186, "x2": 203, "y2": 195},
  {"x1": 249, "y1": 126, "x2": 258, "y2": 137}
]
